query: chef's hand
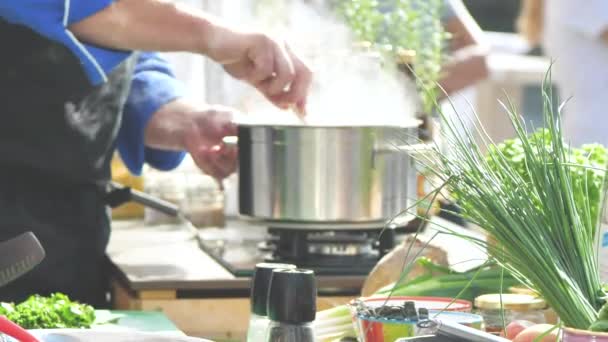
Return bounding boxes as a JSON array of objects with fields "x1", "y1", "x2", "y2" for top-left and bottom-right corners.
[
  {"x1": 205, "y1": 29, "x2": 312, "y2": 115},
  {"x1": 505, "y1": 321, "x2": 559, "y2": 342},
  {"x1": 145, "y1": 100, "x2": 238, "y2": 181},
  {"x1": 182, "y1": 105, "x2": 238, "y2": 181},
  {"x1": 70, "y1": 1, "x2": 312, "y2": 114}
]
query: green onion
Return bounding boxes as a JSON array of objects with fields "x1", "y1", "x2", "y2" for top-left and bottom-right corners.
[{"x1": 408, "y1": 68, "x2": 606, "y2": 329}]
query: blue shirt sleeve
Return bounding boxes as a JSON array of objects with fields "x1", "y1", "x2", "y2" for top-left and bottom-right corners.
[
  {"x1": 117, "y1": 52, "x2": 187, "y2": 176},
  {"x1": 0, "y1": 0, "x2": 131, "y2": 85}
]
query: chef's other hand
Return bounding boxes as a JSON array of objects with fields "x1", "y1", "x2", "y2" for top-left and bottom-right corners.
[
  {"x1": 145, "y1": 100, "x2": 238, "y2": 181},
  {"x1": 206, "y1": 29, "x2": 312, "y2": 115},
  {"x1": 505, "y1": 321, "x2": 559, "y2": 342},
  {"x1": 183, "y1": 105, "x2": 238, "y2": 180}
]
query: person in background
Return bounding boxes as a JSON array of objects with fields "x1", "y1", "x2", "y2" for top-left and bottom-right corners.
[
  {"x1": 518, "y1": 0, "x2": 608, "y2": 147},
  {"x1": 428, "y1": 0, "x2": 490, "y2": 226},
  {"x1": 0, "y1": 0, "x2": 312, "y2": 307},
  {"x1": 437, "y1": 0, "x2": 489, "y2": 97}
]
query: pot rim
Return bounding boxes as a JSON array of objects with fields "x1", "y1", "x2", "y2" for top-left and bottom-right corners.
[
  {"x1": 234, "y1": 119, "x2": 422, "y2": 129},
  {"x1": 563, "y1": 327, "x2": 608, "y2": 336}
]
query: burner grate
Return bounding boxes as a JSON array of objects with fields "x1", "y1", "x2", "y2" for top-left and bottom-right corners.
[{"x1": 261, "y1": 227, "x2": 396, "y2": 274}]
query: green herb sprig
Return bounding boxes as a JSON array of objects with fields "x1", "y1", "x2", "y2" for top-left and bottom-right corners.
[{"x1": 0, "y1": 293, "x2": 96, "y2": 329}]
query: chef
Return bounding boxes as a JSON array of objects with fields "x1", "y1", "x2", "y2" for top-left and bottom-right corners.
[{"x1": 0, "y1": 0, "x2": 311, "y2": 307}]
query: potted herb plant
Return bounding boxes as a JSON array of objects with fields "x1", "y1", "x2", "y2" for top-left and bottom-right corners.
[{"x1": 331, "y1": 0, "x2": 450, "y2": 141}]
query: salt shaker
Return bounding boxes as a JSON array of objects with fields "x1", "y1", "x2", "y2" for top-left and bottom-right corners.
[
  {"x1": 246, "y1": 263, "x2": 296, "y2": 342},
  {"x1": 266, "y1": 269, "x2": 317, "y2": 342}
]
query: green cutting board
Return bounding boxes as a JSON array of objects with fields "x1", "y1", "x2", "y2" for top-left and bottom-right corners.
[{"x1": 94, "y1": 310, "x2": 182, "y2": 333}]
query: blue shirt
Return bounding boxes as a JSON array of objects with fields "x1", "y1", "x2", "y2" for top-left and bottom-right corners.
[{"x1": 0, "y1": 0, "x2": 186, "y2": 175}]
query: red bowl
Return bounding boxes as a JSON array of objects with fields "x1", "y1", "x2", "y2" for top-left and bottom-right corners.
[{"x1": 356, "y1": 296, "x2": 473, "y2": 312}]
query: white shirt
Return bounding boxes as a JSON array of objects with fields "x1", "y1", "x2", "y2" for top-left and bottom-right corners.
[{"x1": 542, "y1": 0, "x2": 608, "y2": 147}]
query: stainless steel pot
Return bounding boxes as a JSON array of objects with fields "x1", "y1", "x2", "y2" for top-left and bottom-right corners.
[{"x1": 233, "y1": 123, "x2": 421, "y2": 223}]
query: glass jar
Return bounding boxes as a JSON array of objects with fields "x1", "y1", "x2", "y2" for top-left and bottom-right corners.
[
  {"x1": 182, "y1": 173, "x2": 225, "y2": 228},
  {"x1": 143, "y1": 170, "x2": 185, "y2": 225},
  {"x1": 474, "y1": 294, "x2": 547, "y2": 335}
]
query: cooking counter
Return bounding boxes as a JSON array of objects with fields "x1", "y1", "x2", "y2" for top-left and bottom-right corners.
[
  {"x1": 106, "y1": 220, "x2": 365, "y2": 341},
  {"x1": 106, "y1": 218, "x2": 485, "y2": 341},
  {"x1": 107, "y1": 220, "x2": 366, "y2": 294}
]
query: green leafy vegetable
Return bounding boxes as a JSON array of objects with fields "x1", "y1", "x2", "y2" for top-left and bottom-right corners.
[
  {"x1": 589, "y1": 302, "x2": 608, "y2": 332},
  {"x1": 0, "y1": 293, "x2": 96, "y2": 329},
  {"x1": 487, "y1": 129, "x2": 608, "y2": 223}
]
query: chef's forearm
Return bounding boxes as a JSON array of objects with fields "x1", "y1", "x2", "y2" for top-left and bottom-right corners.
[
  {"x1": 69, "y1": 0, "x2": 232, "y2": 63},
  {"x1": 143, "y1": 99, "x2": 194, "y2": 151}
]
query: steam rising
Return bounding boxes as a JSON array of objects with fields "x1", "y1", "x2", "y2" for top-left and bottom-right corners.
[{"x1": 235, "y1": 0, "x2": 420, "y2": 127}]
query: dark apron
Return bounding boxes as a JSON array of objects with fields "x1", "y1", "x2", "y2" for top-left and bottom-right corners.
[{"x1": 0, "y1": 20, "x2": 136, "y2": 307}]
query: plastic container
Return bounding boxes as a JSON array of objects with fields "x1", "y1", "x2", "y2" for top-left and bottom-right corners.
[
  {"x1": 474, "y1": 294, "x2": 547, "y2": 335},
  {"x1": 246, "y1": 263, "x2": 296, "y2": 342}
]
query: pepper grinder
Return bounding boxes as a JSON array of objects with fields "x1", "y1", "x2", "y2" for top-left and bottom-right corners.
[
  {"x1": 246, "y1": 263, "x2": 296, "y2": 342},
  {"x1": 266, "y1": 269, "x2": 317, "y2": 342}
]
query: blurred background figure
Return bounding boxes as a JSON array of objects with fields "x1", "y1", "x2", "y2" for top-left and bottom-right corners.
[
  {"x1": 435, "y1": 0, "x2": 489, "y2": 98},
  {"x1": 518, "y1": 0, "x2": 608, "y2": 147}
]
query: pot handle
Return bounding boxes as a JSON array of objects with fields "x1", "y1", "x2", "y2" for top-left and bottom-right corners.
[
  {"x1": 373, "y1": 143, "x2": 436, "y2": 158},
  {"x1": 371, "y1": 143, "x2": 434, "y2": 170},
  {"x1": 222, "y1": 136, "x2": 238, "y2": 147}
]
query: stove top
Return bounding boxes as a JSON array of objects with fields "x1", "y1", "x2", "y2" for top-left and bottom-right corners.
[{"x1": 197, "y1": 219, "x2": 416, "y2": 277}]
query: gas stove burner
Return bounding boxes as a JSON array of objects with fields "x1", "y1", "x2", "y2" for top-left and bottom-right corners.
[
  {"x1": 260, "y1": 226, "x2": 397, "y2": 275},
  {"x1": 282, "y1": 231, "x2": 376, "y2": 256},
  {"x1": 308, "y1": 242, "x2": 371, "y2": 256},
  {"x1": 196, "y1": 219, "x2": 420, "y2": 278}
]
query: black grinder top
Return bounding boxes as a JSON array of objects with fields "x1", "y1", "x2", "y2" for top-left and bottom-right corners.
[
  {"x1": 267, "y1": 268, "x2": 317, "y2": 324},
  {"x1": 250, "y1": 263, "x2": 296, "y2": 316}
]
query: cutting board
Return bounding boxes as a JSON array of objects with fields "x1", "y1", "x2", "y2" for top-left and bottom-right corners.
[
  {"x1": 25, "y1": 330, "x2": 210, "y2": 342},
  {"x1": 92, "y1": 310, "x2": 182, "y2": 333},
  {"x1": 4, "y1": 311, "x2": 212, "y2": 342}
]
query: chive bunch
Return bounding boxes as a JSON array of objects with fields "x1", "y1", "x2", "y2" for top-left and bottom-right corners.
[{"x1": 411, "y1": 72, "x2": 607, "y2": 329}]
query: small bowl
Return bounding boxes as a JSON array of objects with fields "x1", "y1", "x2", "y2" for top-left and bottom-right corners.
[
  {"x1": 562, "y1": 327, "x2": 608, "y2": 342},
  {"x1": 353, "y1": 310, "x2": 483, "y2": 342},
  {"x1": 358, "y1": 296, "x2": 473, "y2": 313},
  {"x1": 350, "y1": 297, "x2": 480, "y2": 342}
]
